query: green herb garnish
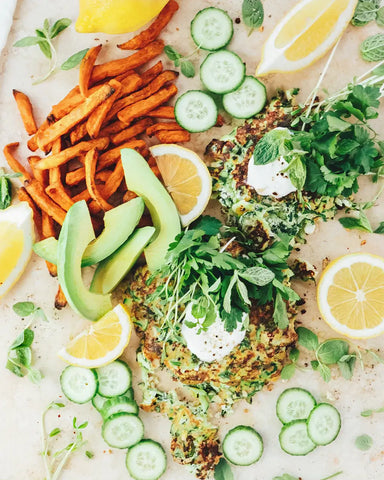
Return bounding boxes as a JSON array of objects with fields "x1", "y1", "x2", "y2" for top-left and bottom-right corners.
[
  {"x1": 214, "y1": 458, "x2": 234, "y2": 480},
  {"x1": 355, "y1": 434, "x2": 373, "y2": 451},
  {"x1": 352, "y1": 0, "x2": 381, "y2": 26},
  {"x1": 13, "y1": 18, "x2": 87, "y2": 83},
  {"x1": 41, "y1": 402, "x2": 88, "y2": 480},
  {"x1": 361, "y1": 33, "x2": 384, "y2": 62},
  {"x1": 164, "y1": 45, "x2": 196, "y2": 78},
  {"x1": 361, "y1": 405, "x2": 384, "y2": 417},
  {"x1": 242, "y1": 0, "x2": 264, "y2": 35},
  {"x1": 0, "y1": 168, "x2": 21, "y2": 210}
]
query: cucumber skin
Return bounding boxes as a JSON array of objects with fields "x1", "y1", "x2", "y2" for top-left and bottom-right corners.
[
  {"x1": 223, "y1": 425, "x2": 264, "y2": 466},
  {"x1": 276, "y1": 387, "x2": 317, "y2": 424},
  {"x1": 279, "y1": 420, "x2": 317, "y2": 456},
  {"x1": 307, "y1": 403, "x2": 341, "y2": 446},
  {"x1": 96, "y1": 359, "x2": 132, "y2": 398},
  {"x1": 190, "y1": 7, "x2": 234, "y2": 51},
  {"x1": 223, "y1": 76, "x2": 267, "y2": 119},
  {"x1": 200, "y1": 51, "x2": 246, "y2": 95},
  {"x1": 175, "y1": 90, "x2": 218, "y2": 133},
  {"x1": 60, "y1": 366, "x2": 98, "y2": 404},
  {"x1": 126, "y1": 440, "x2": 167, "y2": 480}
]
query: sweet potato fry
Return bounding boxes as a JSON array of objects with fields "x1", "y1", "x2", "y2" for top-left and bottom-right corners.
[
  {"x1": 45, "y1": 183, "x2": 74, "y2": 211},
  {"x1": 84, "y1": 148, "x2": 113, "y2": 211},
  {"x1": 71, "y1": 188, "x2": 91, "y2": 202},
  {"x1": 51, "y1": 86, "x2": 81, "y2": 119},
  {"x1": 118, "y1": 0, "x2": 179, "y2": 50},
  {"x1": 154, "y1": 129, "x2": 191, "y2": 143},
  {"x1": 86, "y1": 80, "x2": 122, "y2": 138},
  {"x1": 90, "y1": 40, "x2": 165, "y2": 84},
  {"x1": 36, "y1": 137, "x2": 110, "y2": 170},
  {"x1": 98, "y1": 139, "x2": 146, "y2": 170},
  {"x1": 18, "y1": 187, "x2": 42, "y2": 235},
  {"x1": 28, "y1": 155, "x2": 48, "y2": 186},
  {"x1": 118, "y1": 73, "x2": 143, "y2": 97},
  {"x1": 66, "y1": 168, "x2": 87, "y2": 186},
  {"x1": 216, "y1": 114, "x2": 225, "y2": 127},
  {"x1": 100, "y1": 160, "x2": 124, "y2": 199},
  {"x1": 24, "y1": 179, "x2": 67, "y2": 225},
  {"x1": 109, "y1": 71, "x2": 178, "y2": 122},
  {"x1": 111, "y1": 118, "x2": 153, "y2": 145},
  {"x1": 55, "y1": 285, "x2": 67, "y2": 309},
  {"x1": 140, "y1": 61, "x2": 163, "y2": 87},
  {"x1": 79, "y1": 44, "x2": 102, "y2": 97},
  {"x1": 27, "y1": 118, "x2": 53, "y2": 151},
  {"x1": 99, "y1": 120, "x2": 128, "y2": 137},
  {"x1": 96, "y1": 170, "x2": 112, "y2": 182},
  {"x1": 147, "y1": 105, "x2": 175, "y2": 119},
  {"x1": 70, "y1": 122, "x2": 88, "y2": 144},
  {"x1": 36, "y1": 84, "x2": 115, "y2": 150},
  {"x1": 3, "y1": 143, "x2": 32, "y2": 181},
  {"x1": 118, "y1": 84, "x2": 178, "y2": 124},
  {"x1": 146, "y1": 121, "x2": 183, "y2": 137},
  {"x1": 13, "y1": 90, "x2": 37, "y2": 135}
]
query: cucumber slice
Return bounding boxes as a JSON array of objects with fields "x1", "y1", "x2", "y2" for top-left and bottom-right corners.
[
  {"x1": 102, "y1": 412, "x2": 144, "y2": 449},
  {"x1": 96, "y1": 360, "x2": 132, "y2": 398},
  {"x1": 222, "y1": 426, "x2": 263, "y2": 466},
  {"x1": 60, "y1": 366, "x2": 97, "y2": 404},
  {"x1": 223, "y1": 76, "x2": 267, "y2": 119},
  {"x1": 191, "y1": 7, "x2": 233, "y2": 51},
  {"x1": 101, "y1": 396, "x2": 139, "y2": 420},
  {"x1": 200, "y1": 50, "x2": 245, "y2": 94},
  {"x1": 279, "y1": 420, "x2": 316, "y2": 456},
  {"x1": 276, "y1": 388, "x2": 317, "y2": 424},
  {"x1": 92, "y1": 393, "x2": 108, "y2": 412},
  {"x1": 126, "y1": 440, "x2": 167, "y2": 480},
  {"x1": 175, "y1": 90, "x2": 218, "y2": 133},
  {"x1": 307, "y1": 403, "x2": 341, "y2": 446}
]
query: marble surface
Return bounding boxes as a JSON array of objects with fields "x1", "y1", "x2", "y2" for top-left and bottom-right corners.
[{"x1": 0, "y1": 1, "x2": 384, "y2": 479}]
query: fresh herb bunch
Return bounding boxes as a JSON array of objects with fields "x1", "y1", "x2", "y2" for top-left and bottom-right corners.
[
  {"x1": 41, "y1": 402, "x2": 88, "y2": 480},
  {"x1": 14, "y1": 18, "x2": 89, "y2": 84},
  {"x1": 254, "y1": 82, "x2": 384, "y2": 199},
  {"x1": 150, "y1": 216, "x2": 299, "y2": 342},
  {"x1": 282, "y1": 326, "x2": 384, "y2": 382},
  {"x1": 6, "y1": 302, "x2": 47, "y2": 383},
  {"x1": 164, "y1": 45, "x2": 196, "y2": 78},
  {"x1": 0, "y1": 168, "x2": 21, "y2": 210}
]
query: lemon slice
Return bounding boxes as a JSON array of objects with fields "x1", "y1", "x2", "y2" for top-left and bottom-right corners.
[
  {"x1": 76, "y1": 0, "x2": 169, "y2": 34},
  {"x1": 256, "y1": 0, "x2": 358, "y2": 76},
  {"x1": 317, "y1": 253, "x2": 384, "y2": 339},
  {"x1": 150, "y1": 144, "x2": 212, "y2": 227},
  {"x1": 58, "y1": 304, "x2": 133, "y2": 368},
  {"x1": 0, "y1": 202, "x2": 34, "y2": 298}
]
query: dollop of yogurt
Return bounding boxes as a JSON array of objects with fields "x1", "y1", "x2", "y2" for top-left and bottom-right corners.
[
  {"x1": 181, "y1": 304, "x2": 246, "y2": 363},
  {"x1": 247, "y1": 156, "x2": 296, "y2": 198}
]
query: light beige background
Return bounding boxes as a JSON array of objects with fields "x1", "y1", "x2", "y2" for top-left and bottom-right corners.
[{"x1": 0, "y1": 1, "x2": 384, "y2": 479}]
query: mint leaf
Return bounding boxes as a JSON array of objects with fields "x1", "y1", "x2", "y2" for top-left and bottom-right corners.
[
  {"x1": 49, "y1": 18, "x2": 71, "y2": 39},
  {"x1": 37, "y1": 39, "x2": 52, "y2": 59},
  {"x1": 355, "y1": 434, "x2": 373, "y2": 451},
  {"x1": 289, "y1": 347, "x2": 300, "y2": 363},
  {"x1": 214, "y1": 458, "x2": 234, "y2": 480},
  {"x1": 164, "y1": 45, "x2": 182, "y2": 62},
  {"x1": 239, "y1": 266, "x2": 274, "y2": 286},
  {"x1": 6, "y1": 360, "x2": 24, "y2": 377},
  {"x1": 374, "y1": 221, "x2": 384, "y2": 233},
  {"x1": 377, "y1": 6, "x2": 384, "y2": 26},
  {"x1": 253, "y1": 128, "x2": 291, "y2": 165},
  {"x1": 339, "y1": 213, "x2": 373, "y2": 232},
  {"x1": 318, "y1": 363, "x2": 332, "y2": 382},
  {"x1": 297, "y1": 327, "x2": 319, "y2": 351},
  {"x1": 10, "y1": 328, "x2": 34, "y2": 349},
  {"x1": 13, "y1": 301, "x2": 36, "y2": 317},
  {"x1": 0, "y1": 176, "x2": 12, "y2": 209},
  {"x1": 317, "y1": 339, "x2": 349, "y2": 364},
  {"x1": 193, "y1": 216, "x2": 222, "y2": 236},
  {"x1": 61, "y1": 48, "x2": 89, "y2": 70},
  {"x1": 14, "y1": 36, "x2": 42, "y2": 47},
  {"x1": 280, "y1": 363, "x2": 296, "y2": 380},
  {"x1": 242, "y1": 0, "x2": 264, "y2": 30},
  {"x1": 273, "y1": 292, "x2": 289, "y2": 329},
  {"x1": 360, "y1": 33, "x2": 384, "y2": 62},
  {"x1": 180, "y1": 60, "x2": 195, "y2": 78}
]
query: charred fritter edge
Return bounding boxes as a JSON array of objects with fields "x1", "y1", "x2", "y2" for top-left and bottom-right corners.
[{"x1": 207, "y1": 90, "x2": 348, "y2": 249}]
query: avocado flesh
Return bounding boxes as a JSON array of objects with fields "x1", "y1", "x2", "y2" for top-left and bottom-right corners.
[
  {"x1": 33, "y1": 198, "x2": 145, "y2": 267},
  {"x1": 121, "y1": 148, "x2": 181, "y2": 272},
  {"x1": 57, "y1": 200, "x2": 112, "y2": 321},
  {"x1": 90, "y1": 226, "x2": 156, "y2": 294},
  {"x1": 82, "y1": 197, "x2": 144, "y2": 266}
]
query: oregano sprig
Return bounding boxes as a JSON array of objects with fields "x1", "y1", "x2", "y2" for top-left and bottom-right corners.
[{"x1": 164, "y1": 45, "x2": 196, "y2": 78}]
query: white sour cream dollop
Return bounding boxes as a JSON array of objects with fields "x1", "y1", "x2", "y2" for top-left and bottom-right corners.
[
  {"x1": 247, "y1": 156, "x2": 296, "y2": 198},
  {"x1": 181, "y1": 304, "x2": 246, "y2": 363}
]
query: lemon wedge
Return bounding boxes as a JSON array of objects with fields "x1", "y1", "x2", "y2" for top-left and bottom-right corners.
[
  {"x1": 58, "y1": 304, "x2": 133, "y2": 368},
  {"x1": 150, "y1": 144, "x2": 212, "y2": 227},
  {"x1": 317, "y1": 253, "x2": 384, "y2": 339},
  {"x1": 256, "y1": 0, "x2": 358, "y2": 76},
  {"x1": 0, "y1": 202, "x2": 34, "y2": 299},
  {"x1": 76, "y1": 0, "x2": 169, "y2": 34}
]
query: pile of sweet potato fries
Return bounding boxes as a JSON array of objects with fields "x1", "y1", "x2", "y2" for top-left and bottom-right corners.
[{"x1": 2, "y1": 0, "x2": 190, "y2": 309}]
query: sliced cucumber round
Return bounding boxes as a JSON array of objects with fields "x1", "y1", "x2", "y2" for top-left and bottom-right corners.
[
  {"x1": 307, "y1": 403, "x2": 341, "y2": 446},
  {"x1": 279, "y1": 420, "x2": 316, "y2": 456},
  {"x1": 200, "y1": 50, "x2": 245, "y2": 94},
  {"x1": 92, "y1": 393, "x2": 108, "y2": 412},
  {"x1": 60, "y1": 366, "x2": 97, "y2": 404},
  {"x1": 223, "y1": 425, "x2": 263, "y2": 466},
  {"x1": 276, "y1": 388, "x2": 317, "y2": 424},
  {"x1": 102, "y1": 412, "x2": 144, "y2": 449},
  {"x1": 101, "y1": 396, "x2": 139, "y2": 420},
  {"x1": 96, "y1": 360, "x2": 132, "y2": 398},
  {"x1": 191, "y1": 7, "x2": 233, "y2": 51},
  {"x1": 223, "y1": 76, "x2": 267, "y2": 119},
  {"x1": 175, "y1": 90, "x2": 218, "y2": 133},
  {"x1": 126, "y1": 440, "x2": 167, "y2": 480}
]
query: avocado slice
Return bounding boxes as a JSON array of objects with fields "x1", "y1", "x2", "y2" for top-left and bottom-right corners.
[
  {"x1": 57, "y1": 200, "x2": 112, "y2": 321},
  {"x1": 33, "y1": 198, "x2": 145, "y2": 267},
  {"x1": 90, "y1": 226, "x2": 156, "y2": 294},
  {"x1": 121, "y1": 149, "x2": 181, "y2": 272},
  {"x1": 82, "y1": 197, "x2": 144, "y2": 266}
]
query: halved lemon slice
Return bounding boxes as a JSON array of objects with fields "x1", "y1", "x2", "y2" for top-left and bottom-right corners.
[
  {"x1": 317, "y1": 253, "x2": 384, "y2": 339},
  {"x1": 58, "y1": 304, "x2": 133, "y2": 368},
  {"x1": 150, "y1": 144, "x2": 212, "y2": 227},
  {"x1": 0, "y1": 202, "x2": 34, "y2": 298},
  {"x1": 256, "y1": 0, "x2": 358, "y2": 76}
]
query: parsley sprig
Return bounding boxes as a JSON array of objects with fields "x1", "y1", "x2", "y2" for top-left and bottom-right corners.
[{"x1": 149, "y1": 217, "x2": 299, "y2": 345}]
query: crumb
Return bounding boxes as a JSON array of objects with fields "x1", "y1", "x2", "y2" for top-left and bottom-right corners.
[
  {"x1": 301, "y1": 309, "x2": 306, "y2": 314},
  {"x1": 235, "y1": 17, "x2": 241, "y2": 24},
  {"x1": 259, "y1": 26, "x2": 264, "y2": 32},
  {"x1": 244, "y1": 408, "x2": 249, "y2": 413},
  {"x1": 361, "y1": 240, "x2": 367, "y2": 246},
  {"x1": 322, "y1": 257, "x2": 330, "y2": 269}
]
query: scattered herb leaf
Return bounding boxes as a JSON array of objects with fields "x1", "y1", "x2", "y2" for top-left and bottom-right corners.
[
  {"x1": 214, "y1": 458, "x2": 234, "y2": 480},
  {"x1": 361, "y1": 406, "x2": 384, "y2": 417},
  {"x1": 339, "y1": 212, "x2": 373, "y2": 232},
  {"x1": 297, "y1": 327, "x2": 319, "y2": 351},
  {"x1": 0, "y1": 168, "x2": 21, "y2": 209},
  {"x1": 242, "y1": 0, "x2": 264, "y2": 35},
  {"x1": 61, "y1": 48, "x2": 89, "y2": 70},
  {"x1": 85, "y1": 450, "x2": 94, "y2": 459},
  {"x1": 355, "y1": 434, "x2": 373, "y2": 451},
  {"x1": 360, "y1": 33, "x2": 384, "y2": 62},
  {"x1": 164, "y1": 45, "x2": 196, "y2": 78},
  {"x1": 374, "y1": 221, "x2": 384, "y2": 233}
]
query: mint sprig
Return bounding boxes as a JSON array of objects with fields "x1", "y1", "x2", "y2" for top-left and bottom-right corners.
[{"x1": 164, "y1": 45, "x2": 196, "y2": 78}]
